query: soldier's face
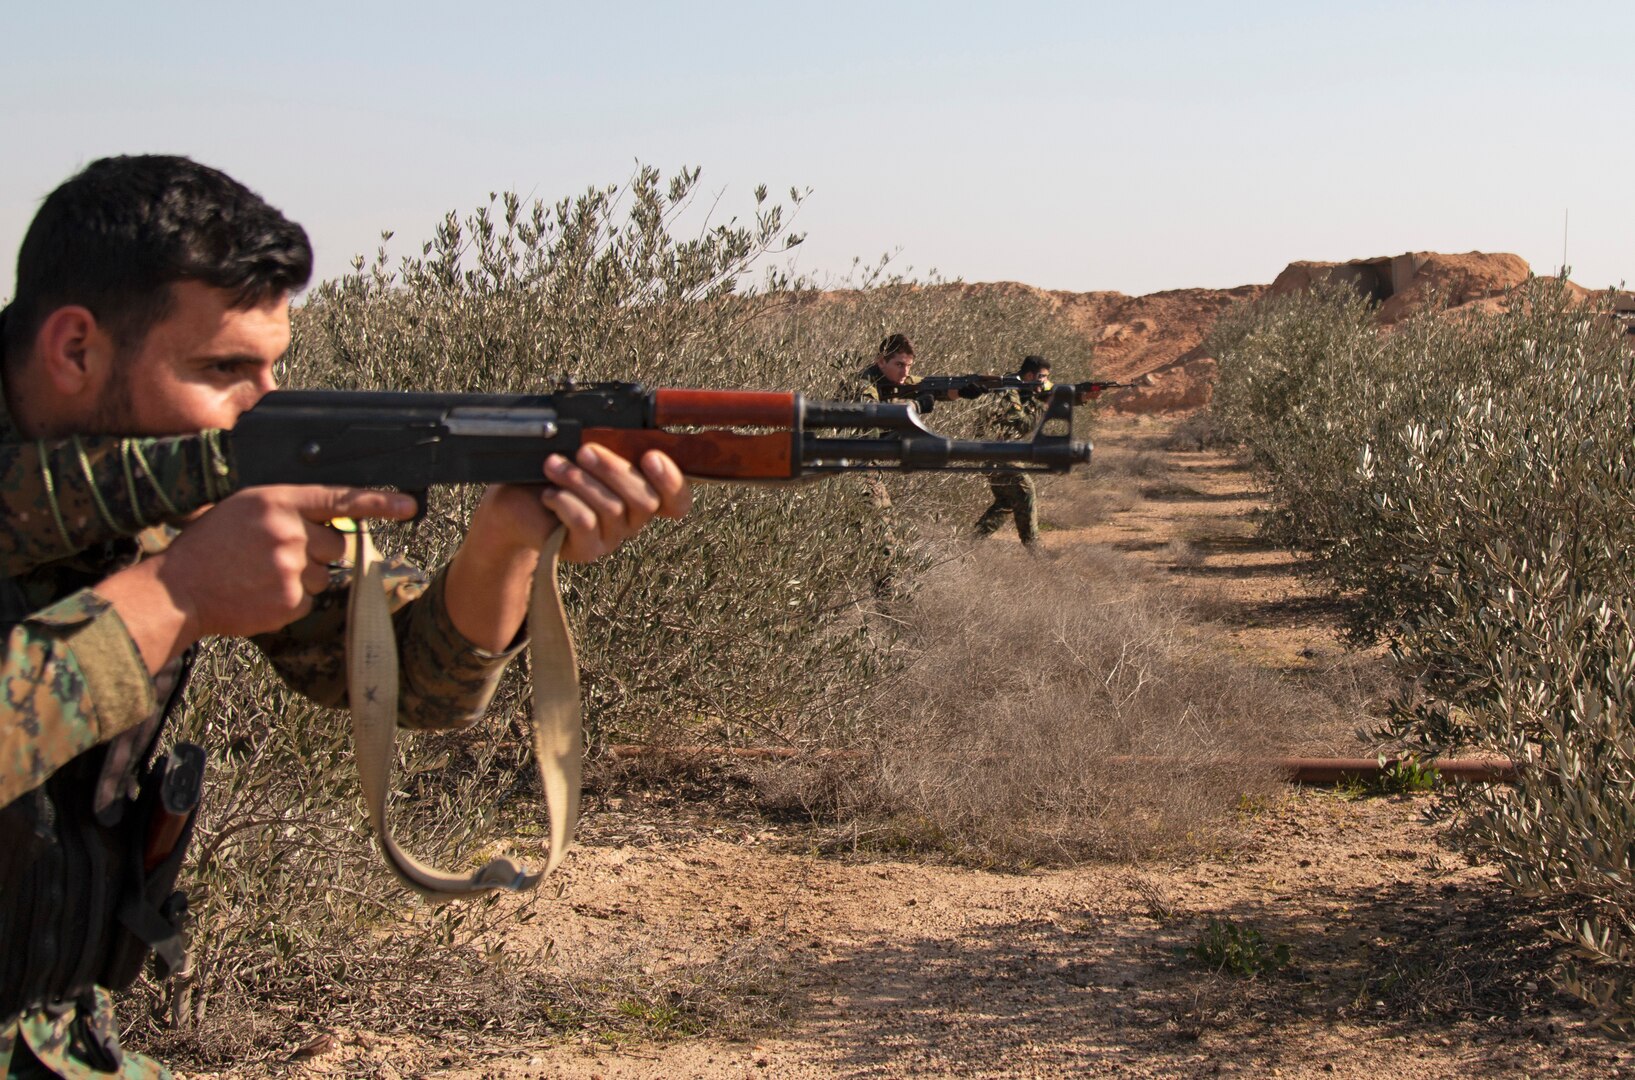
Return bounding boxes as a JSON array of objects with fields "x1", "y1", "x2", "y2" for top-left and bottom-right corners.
[
  {"x1": 879, "y1": 352, "x2": 913, "y2": 385},
  {"x1": 99, "y1": 280, "x2": 289, "y2": 435},
  {"x1": 1022, "y1": 368, "x2": 1049, "y2": 384}
]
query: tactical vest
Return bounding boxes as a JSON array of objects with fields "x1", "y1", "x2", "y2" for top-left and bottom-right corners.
[{"x1": 0, "y1": 549, "x2": 201, "y2": 1020}]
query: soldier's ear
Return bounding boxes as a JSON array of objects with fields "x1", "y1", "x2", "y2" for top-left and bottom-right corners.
[{"x1": 33, "y1": 305, "x2": 115, "y2": 397}]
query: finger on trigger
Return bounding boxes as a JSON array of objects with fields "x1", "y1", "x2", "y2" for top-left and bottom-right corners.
[{"x1": 306, "y1": 520, "x2": 348, "y2": 564}]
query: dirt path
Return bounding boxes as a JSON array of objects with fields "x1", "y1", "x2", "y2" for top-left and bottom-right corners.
[
  {"x1": 1066, "y1": 419, "x2": 1375, "y2": 756},
  {"x1": 277, "y1": 418, "x2": 1634, "y2": 1080},
  {"x1": 1077, "y1": 422, "x2": 1328, "y2": 668}
]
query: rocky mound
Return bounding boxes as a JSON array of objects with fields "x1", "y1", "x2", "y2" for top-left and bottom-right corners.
[
  {"x1": 1268, "y1": 251, "x2": 1543, "y2": 324},
  {"x1": 1067, "y1": 286, "x2": 1263, "y2": 414}
]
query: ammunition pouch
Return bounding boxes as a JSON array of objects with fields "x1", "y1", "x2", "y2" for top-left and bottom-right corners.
[{"x1": 0, "y1": 739, "x2": 202, "y2": 1018}]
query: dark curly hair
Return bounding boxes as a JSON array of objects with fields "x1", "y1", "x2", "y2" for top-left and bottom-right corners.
[
  {"x1": 876, "y1": 333, "x2": 915, "y2": 361},
  {"x1": 4, "y1": 155, "x2": 312, "y2": 363}
]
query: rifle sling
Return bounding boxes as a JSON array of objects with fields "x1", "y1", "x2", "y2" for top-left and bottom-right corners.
[{"x1": 346, "y1": 524, "x2": 581, "y2": 903}]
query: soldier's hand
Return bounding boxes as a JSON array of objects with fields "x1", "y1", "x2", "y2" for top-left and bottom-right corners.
[
  {"x1": 463, "y1": 446, "x2": 692, "y2": 567},
  {"x1": 439, "y1": 448, "x2": 692, "y2": 653},
  {"x1": 539, "y1": 445, "x2": 693, "y2": 562},
  {"x1": 159, "y1": 486, "x2": 417, "y2": 638}
]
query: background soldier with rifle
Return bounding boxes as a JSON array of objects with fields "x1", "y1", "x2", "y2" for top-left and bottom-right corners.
[
  {"x1": 850, "y1": 332, "x2": 921, "y2": 402},
  {"x1": 847, "y1": 333, "x2": 921, "y2": 596},
  {"x1": 974, "y1": 354, "x2": 1054, "y2": 547},
  {"x1": 876, "y1": 372, "x2": 1127, "y2": 414},
  {"x1": 868, "y1": 361, "x2": 1124, "y2": 548}
]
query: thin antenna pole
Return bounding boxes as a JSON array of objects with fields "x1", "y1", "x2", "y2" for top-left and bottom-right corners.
[{"x1": 1562, "y1": 209, "x2": 1569, "y2": 277}]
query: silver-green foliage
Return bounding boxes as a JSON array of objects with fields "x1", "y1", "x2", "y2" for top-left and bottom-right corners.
[
  {"x1": 286, "y1": 166, "x2": 896, "y2": 745},
  {"x1": 1210, "y1": 277, "x2": 1635, "y2": 1027}
]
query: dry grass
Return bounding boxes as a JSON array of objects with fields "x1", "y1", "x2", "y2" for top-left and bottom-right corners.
[
  {"x1": 796, "y1": 545, "x2": 1319, "y2": 865},
  {"x1": 140, "y1": 931, "x2": 790, "y2": 1073},
  {"x1": 1041, "y1": 483, "x2": 1141, "y2": 531},
  {"x1": 1093, "y1": 446, "x2": 1173, "y2": 480},
  {"x1": 1163, "y1": 539, "x2": 1206, "y2": 569},
  {"x1": 1035, "y1": 448, "x2": 1160, "y2": 531},
  {"x1": 1160, "y1": 410, "x2": 1236, "y2": 452}
]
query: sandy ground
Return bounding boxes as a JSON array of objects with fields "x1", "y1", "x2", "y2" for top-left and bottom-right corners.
[{"x1": 251, "y1": 417, "x2": 1635, "y2": 1080}]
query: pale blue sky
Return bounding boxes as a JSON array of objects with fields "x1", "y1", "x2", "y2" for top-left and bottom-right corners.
[{"x1": 3, "y1": 1, "x2": 1630, "y2": 298}]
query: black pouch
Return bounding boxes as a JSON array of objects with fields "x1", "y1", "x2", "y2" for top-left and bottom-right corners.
[
  {"x1": 0, "y1": 786, "x2": 56, "y2": 1015},
  {"x1": 98, "y1": 742, "x2": 206, "y2": 991}
]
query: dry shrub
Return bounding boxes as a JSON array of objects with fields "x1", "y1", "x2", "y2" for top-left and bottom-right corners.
[
  {"x1": 1034, "y1": 450, "x2": 1149, "y2": 531},
  {"x1": 1092, "y1": 446, "x2": 1172, "y2": 481},
  {"x1": 1038, "y1": 480, "x2": 1141, "y2": 532},
  {"x1": 1283, "y1": 650, "x2": 1399, "y2": 756},
  {"x1": 826, "y1": 545, "x2": 1305, "y2": 865},
  {"x1": 1160, "y1": 410, "x2": 1235, "y2": 452},
  {"x1": 1163, "y1": 539, "x2": 1206, "y2": 569}
]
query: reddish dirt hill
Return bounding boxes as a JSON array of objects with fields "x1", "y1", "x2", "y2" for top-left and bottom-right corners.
[
  {"x1": 943, "y1": 252, "x2": 1615, "y2": 415},
  {"x1": 1048, "y1": 285, "x2": 1266, "y2": 414},
  {"x1": 1268, "y1": 251, "x2": 1547, "y2": 324}
]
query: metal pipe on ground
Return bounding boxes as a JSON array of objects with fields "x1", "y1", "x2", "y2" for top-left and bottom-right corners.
[
  {"x1": 1277, "y1": 756, "x2": 1516, "y2": 785},
  {"x1": 604, "y1": 745, "x2": 1519, "y2": 785}
]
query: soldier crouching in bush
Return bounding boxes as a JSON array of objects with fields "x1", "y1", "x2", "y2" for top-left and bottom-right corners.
[
  {"x1": 846, "y1": 333, "x2": 920, "y2": 597},
  {"x1": 851, "y1": 332, "x2": 920, "y2": 402},
  {"x1": 0, "y1": 155, "x2": 692, "y2": 1079}
]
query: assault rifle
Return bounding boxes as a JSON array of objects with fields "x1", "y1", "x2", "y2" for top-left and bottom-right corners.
[
  {"x1": 875, "y1": 375, "x2": 1129, "y2": 414},
  {"x1": 0, "y1": 381, "x2": 1098, "y2": 904},
  {"x1": 226, "y1": 381, "x2": 1092, "y2": 495},
  {"x1": 0, "y1": 381, "x2": 1093, "y2": 576}
]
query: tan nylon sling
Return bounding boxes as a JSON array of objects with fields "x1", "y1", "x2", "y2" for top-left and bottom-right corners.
[{"x1": 345, "y1": 523, "x2": 581, "y2": 903}]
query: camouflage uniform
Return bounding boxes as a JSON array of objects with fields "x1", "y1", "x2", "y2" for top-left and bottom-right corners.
[
  {"x1": 844, "y1": 363, "x2": 924, "y2": 513},
  {"x1": 974, "y1": 382, "x2": 1048, "y2": 546},
  {"x1": 848, "y1": 363, "x2": 921, "y2": 404},
  {"x1": 0, "y1": 432, "x2": 236, "y2": 581},
  {"x1": 845, "y1": 365, "x2": 922, "y2": 597},
  {"x1": 0, "y1": 392, "x2": 525, "y2": 1078}
]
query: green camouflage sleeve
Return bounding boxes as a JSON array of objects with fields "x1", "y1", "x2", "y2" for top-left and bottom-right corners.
[
  {"x1": 0, "y1": 590, "x2": 159, "y2": 808},
  {"x1": 0, "y1": 432, "x2": 234, "y2": 579},
  {"x1": 843, "y1": 373, "x2": 881, "y2": 402},
  {"x1": 254, "y1": 562, "x2": 525, "y2": 731},
  {"x1": 987, "y1": 388, "x2": 1034, "y2": 439},
  {"x1": 7, "y1": 985, "x2": 172, "y2": 1078}
]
